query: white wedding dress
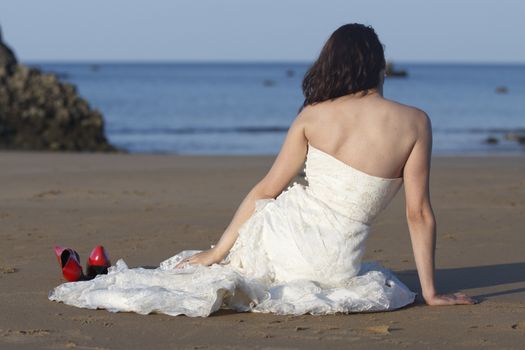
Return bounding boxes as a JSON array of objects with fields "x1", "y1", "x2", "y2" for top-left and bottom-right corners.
[{"x1": 49, "y1": 143, "x2": 416, "y2": 316}]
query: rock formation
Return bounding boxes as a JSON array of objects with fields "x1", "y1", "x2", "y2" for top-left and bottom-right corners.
[
  {"x1": 0, "y1": 27, "x2": 17, "y2": 76},
  {"x1": 0, "y1": 25, "x2": 116, "y2": 151},
  {"x1": 385, "y1": 61, "x2": 408, "y2": 78}
]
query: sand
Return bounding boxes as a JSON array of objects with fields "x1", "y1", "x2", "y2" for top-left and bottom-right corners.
[{"x1": 0, "y1": 152, "x2": 524, "y2": 349}]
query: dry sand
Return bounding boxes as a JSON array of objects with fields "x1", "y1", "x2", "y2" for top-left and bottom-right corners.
[{"x1": 0, "y1": 152, "x2": 524, "y2": 349}]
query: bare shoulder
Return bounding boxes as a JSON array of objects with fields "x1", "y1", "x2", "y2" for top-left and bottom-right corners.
[
  {"x1": 381, "y1": 98, "x2": 431, "y2": 130},
  {"x1": 298, "y1": 102, "x2": 324, "y2": 118},
  {"x1": 381, "y1": 98, "x2": 428, "y2": 118},
  {"x1": 295, "y1": 103, "x2": 325, "y2": 127}
]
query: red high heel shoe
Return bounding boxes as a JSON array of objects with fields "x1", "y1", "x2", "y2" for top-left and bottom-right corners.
[
  {"x1": 86, "y1": 245, "x2": 111, "y2": 279},
  {"x1": 53, "y1": 246, "x2": 84, "y2": 282}
]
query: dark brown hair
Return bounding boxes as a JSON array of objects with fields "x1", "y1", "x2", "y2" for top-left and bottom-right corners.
[{"x1": 302, "y1": 23, "x2": 385, "y2": 107}]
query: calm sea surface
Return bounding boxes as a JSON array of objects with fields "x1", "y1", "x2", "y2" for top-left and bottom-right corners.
[{"x1": 34, "y1": 62, "x2": 525, "y2": 155}]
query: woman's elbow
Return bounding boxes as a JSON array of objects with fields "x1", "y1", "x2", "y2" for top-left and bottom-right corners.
[
  {"x1": 406, "y1": 206, "x2": 435, "y2": 225},
  {"x1": 252, "y1": 179, "x2": 281, "y2": 199}
]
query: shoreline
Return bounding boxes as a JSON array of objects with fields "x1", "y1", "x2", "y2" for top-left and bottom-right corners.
[{"x1": 2, "y1": 149, "x2": 525, "y2": 157}]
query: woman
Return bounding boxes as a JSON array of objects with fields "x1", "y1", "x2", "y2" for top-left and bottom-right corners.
[{"x1": 50, "y1": 23, "x2": 476, "y2": 316}]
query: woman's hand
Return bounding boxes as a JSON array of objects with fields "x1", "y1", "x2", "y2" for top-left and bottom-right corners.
[
  {"x1": 424, "y1": 292, "x2": 478, "y2": 306},
  {"x1": 175, "y1": 248, "x2": 224, "y2": 269}
]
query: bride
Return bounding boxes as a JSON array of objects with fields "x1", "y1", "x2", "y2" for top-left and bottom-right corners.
[{"x1": 49, "y1": 23, "x2": 476, "y2": 316}]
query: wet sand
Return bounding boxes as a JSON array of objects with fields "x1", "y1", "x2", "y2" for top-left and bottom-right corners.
[{"x1": 0, "y1": 152, "x2": 524, "y2": 349}]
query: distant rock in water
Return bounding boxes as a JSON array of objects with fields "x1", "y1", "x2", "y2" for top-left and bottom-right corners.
[
  {"x1": 505, "y1": 131, "x2": 525, "y2": 145},
  {"x1": 385, "y1": 61, "x2": 408, "y2": 78},
  {"x1": 0, "y1": 26, "x2": 116, "y2": 152},
  {"x1": 263, "y1": 79, "x2": 276, "y2": 87},
  {"x1": 484, "y1": 136, "x2": 499, "y2": 145},
  {"x1": 495, "y1": 86, "x2": 508, "y2": 94}
]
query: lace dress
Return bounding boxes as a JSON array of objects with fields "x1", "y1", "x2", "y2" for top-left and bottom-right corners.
[{"x1": 49, "y1": 143, "x2": 416, "y2": 316}]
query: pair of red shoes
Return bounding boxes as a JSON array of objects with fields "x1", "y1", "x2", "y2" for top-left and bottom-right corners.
[{"x1": 54, "y1": 245, "x2": 111, "y2": 282}]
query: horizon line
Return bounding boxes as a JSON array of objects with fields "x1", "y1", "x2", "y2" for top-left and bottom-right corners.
[{"x1": 21, "y1": 59, "x2": 525, "y2": 66}]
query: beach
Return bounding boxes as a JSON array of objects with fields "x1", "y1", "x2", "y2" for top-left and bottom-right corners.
[{"x1": 0, "y1": 152, "x2": 524, "y2": 349}]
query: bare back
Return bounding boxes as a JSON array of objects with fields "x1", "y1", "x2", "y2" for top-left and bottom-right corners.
[{"x1": 302, "y1": 93, "x2": 425, "y2": 179}]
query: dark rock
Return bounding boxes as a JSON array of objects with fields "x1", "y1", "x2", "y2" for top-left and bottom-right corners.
[
  {"x1": 385, "y1": 61, "x2": 408, "y2": 78},
  {"x1": 0, "y1": 26, "x2": 17, "y2": 77},
  {"x1": 495, "y1": 86, "x2": 508, "y2": 94},
  {"x1": 484, "y1": 136, "x2": 499, "y2": 145},
  {"x1": 505, "y1": 131, "x2": 525, "y2": 145},
  {"x1": 0, "y1": 26, "x2": 116, "y2": 152}
]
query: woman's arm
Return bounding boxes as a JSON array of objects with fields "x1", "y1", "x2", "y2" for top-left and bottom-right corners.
[
  {"x1": 176, "y1": 112, "x2": 309, "y2": 267},
  {"x1": 403, "y1": 111, "x2": 477, "y2": 305}
]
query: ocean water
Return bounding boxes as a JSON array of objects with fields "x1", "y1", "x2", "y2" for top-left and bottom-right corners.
[{"x1": 34, "y1": 62, "x2": 525, "y2": 155}]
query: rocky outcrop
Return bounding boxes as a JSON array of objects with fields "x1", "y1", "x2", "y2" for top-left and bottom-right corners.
[
  {"x1": 385, "y1": 61, "x2": 408, "y2": 78},
  {"x1": 0, "y1": 28, "x2": 17, "y2": 77},
  {"x1": 0, "y1": 26, "x2": 116, "y2": 151}
]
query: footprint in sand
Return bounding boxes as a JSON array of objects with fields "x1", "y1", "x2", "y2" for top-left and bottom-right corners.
[
  {"x1": 33, "y1": 189, "x2": 62, "y2": 198},
  {"x1": 364, "y1": 325, "x2": 391, "y2": 335},
  {"x1": 257, "y1": 331, "x2": 274, "y2": 339},
  {"x1": 65, "y1": 341, "x2": 77, "y2": 348},
  {"x1": 511, "y1": 321, "x2": 525, "y2": 331},
  {"x1": 86, "y1": 190, "x2": 110, "y2": 197},
  {"x1": 64, "y1": 342, "x2": 110, "y2": 350},
  {"x1": 68, "y1": 315, "x2": 115, "y2": 329},
  {"x1": 443, "y1": 233, "x2": 456, "y2": 240},
  {"x1": 0, "y1": 329, "x2": 52, "y2": 341},
  {"x1": 314, "y1": 326, "x2": 352, "y2": 340},
  {"x1": 122, "y1": 190, "x2": 148, "y2": 196},
  {"x1": 0, "y1": 266, "x2": 17, "y2": 277}
]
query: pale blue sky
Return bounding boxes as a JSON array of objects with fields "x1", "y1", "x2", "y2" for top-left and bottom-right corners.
[{"x1": 0, "y1": 0, "x2": 523, "y2": 63}]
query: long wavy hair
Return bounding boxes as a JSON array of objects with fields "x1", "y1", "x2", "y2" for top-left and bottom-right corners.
[{"x1": 302, "y1": 23, "x2": 385, "y2": 107}]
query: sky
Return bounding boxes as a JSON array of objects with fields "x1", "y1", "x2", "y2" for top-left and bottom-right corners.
[{"x1": 0, "y1": 0, "x2": 523, "y2": 63}]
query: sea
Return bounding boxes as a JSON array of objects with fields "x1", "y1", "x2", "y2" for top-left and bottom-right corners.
[{"x1": 32, "y1": 62, "x2": 525, "y2": 155}]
